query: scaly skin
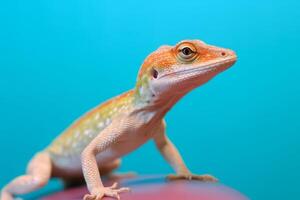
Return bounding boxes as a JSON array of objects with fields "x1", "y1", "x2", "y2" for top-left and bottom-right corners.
[{"x1": 1, "y1": 40, "x2": 237, "y2": 200}]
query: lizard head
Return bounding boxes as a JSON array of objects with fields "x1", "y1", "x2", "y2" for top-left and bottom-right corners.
[{"x1": 135, "y1": 40, "x2": 237, "y2": 104}]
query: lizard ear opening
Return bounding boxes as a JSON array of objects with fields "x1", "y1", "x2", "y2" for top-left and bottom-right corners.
[{"x1": 151, "y1": 68, "x2": 159, "y2": 79}]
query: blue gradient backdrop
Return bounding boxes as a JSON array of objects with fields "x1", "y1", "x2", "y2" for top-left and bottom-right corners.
[{"x1": 0, "y1": 1, "x2": 299, "y2": 199}]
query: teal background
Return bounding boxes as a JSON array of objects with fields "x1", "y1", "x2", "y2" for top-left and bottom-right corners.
[{"x1": 0, "y1": 0, "x2": 299, "y2": 199}]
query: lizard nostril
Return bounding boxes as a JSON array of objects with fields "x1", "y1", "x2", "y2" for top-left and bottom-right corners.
[{"x1": 221, "y1": 52, "x2": 226, "y2": 56}]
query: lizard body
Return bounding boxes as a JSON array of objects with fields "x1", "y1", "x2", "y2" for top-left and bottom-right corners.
[{"x1": 1, "y1": 40, "x2": 237, "y2": 200}]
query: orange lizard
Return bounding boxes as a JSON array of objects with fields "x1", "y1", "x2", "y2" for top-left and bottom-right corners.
[{"x1": 1, "y1": 40, "x2": 237, "y2": 200}]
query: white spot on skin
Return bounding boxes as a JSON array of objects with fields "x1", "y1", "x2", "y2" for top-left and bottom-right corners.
[
  {"x1": 95, "y1": 113, "x2": 100, "y2": 120},
  {"x1": 84, "y1": 129, "x2": 94, "y2": 138},
  {"x1": 105, "y1": 118, "x2": 111, "y2": 125},
  {"x1": 84, "y1": 129, "x2": 91, "y2": 135},
  {"x1": 74, "y1": 131, "x2": 80, "y2": 138},
  {"x1": 139, "y1": 86, "x2": 145, "y2": 96},
  {"x1": 97, "y1": 121, "x2": 104, "y2": 128}
]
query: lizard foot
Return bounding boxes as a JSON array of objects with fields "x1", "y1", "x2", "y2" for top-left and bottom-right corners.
[
  {"x1": 166, "y1": 174, "x2": 218, "y2": 182},
  {"x1": 83, "y1": 182, "x2": 130, "y2": 200}
]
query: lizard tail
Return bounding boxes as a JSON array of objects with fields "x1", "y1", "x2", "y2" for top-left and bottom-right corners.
[{"x1": 1, "y1": 151, "x2": 52, "y2": 200}]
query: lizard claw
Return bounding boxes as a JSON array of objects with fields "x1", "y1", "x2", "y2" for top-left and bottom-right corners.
[
  {"x1": 166, "y1": 174, "x2": 218, "y2": 182},
  {"x1": 83, "y1": 182, "x2": 130, "y2": 200}
]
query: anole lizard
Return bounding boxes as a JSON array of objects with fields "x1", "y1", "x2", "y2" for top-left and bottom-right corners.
[{"x1": 1, "y1": 40, "x2": 237, "y2": 200}]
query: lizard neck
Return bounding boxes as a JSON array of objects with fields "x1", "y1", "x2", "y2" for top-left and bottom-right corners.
[{"x1": 132, "y1": 83, "x2": 187, "y2": 121}]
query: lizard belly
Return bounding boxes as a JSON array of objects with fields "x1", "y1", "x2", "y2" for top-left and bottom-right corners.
[
  {"x1": 51, "y1": 133, "x2": 151, "y2": 176},
  {"x1": 51, "y1": 148, "x2": 120, "y2": 176}
]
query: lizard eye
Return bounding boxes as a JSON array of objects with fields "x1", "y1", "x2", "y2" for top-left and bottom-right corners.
[
  {"x1": 177, "y1": 44, "x2": 197, "y2": 62},
  {"x1": 181, "y1": 47, "x2": 193, "y2": 56}
]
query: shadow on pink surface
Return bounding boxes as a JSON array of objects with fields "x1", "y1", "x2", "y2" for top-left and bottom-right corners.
[{"x1": 42, "y1": 175, "x2": 248, "y2": 200}]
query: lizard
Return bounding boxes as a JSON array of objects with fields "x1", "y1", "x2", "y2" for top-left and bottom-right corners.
[{"x1": 1, "y1": 39, "x2": 237, "y2": 200}]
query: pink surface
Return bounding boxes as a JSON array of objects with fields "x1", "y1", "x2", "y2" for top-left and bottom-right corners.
[{"x1": 42, "y1": 176, "x2": 248, "y2": 200}]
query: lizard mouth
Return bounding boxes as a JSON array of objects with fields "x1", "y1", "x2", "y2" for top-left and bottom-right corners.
[{"x1": 161, "y1": 56, "x2": 237, "y2": 79}]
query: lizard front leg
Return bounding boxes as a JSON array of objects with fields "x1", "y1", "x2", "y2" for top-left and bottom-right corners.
[
  {"x1": 153, "y1": 120, "x2": 218, "y2": 182},
  {"x1": 81, "y1": 120, "x2": 130, "y2": 200}
]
